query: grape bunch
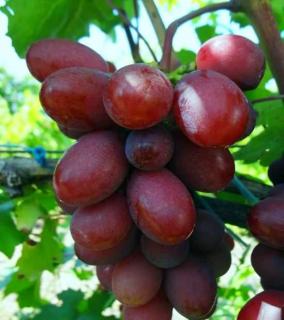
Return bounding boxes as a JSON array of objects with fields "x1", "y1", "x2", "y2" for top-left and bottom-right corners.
[
  {"x1": 237, "y1": 158, "x2": 284, "y2": 319},
  {"x1": 26, "y1": 34, "x2": 278, "y2": 319}
]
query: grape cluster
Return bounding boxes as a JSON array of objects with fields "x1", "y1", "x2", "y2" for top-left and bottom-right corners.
[
  {"x1": 26, "y1": 35, "x2": 269, "y2": 319},
  {"x1": 237, "y1": 158, "x2": 284, "y2": 319}
]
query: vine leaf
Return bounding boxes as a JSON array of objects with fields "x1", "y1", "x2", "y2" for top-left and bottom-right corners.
[{"x1": 0, "y1": 210, "x2": 25, "y2": 257}]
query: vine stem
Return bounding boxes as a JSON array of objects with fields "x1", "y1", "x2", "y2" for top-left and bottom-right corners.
[
  {"x1": 239, "y1": 0, "x2": 284, "y2": 94},
  {"x1": 232, "y1": 176, "x2": 259, "y2": 205},
  {"x1": 141, "y1": 0, "x2": 166, "y2": 47},
  {"x1": 107, "y1": 0, "x2": 158, "y2": 63},
  {"x1": 251, "y1": 94, "x2": 284, "y2": 105},
  {"x1": 160, "y1": 1, "x2": 240, "y2": 71}
]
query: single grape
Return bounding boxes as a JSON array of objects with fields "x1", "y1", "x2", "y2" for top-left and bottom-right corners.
[
  {"x1": 199, "y1": 241, "x2": 232, "y2": 278},
  {"x1": 189, "y1": 210, "x2": 225, "y2": 253},
  {"x1": 26, "y1": 38, "x2": 107, "y2": 81},
  {"x1": 74, "y1": 227, "x2": 139, "y2": 265},
  {"x1": 40, "y1": 67, "x2": 113, "y2": 132},
  {"x1": 123, "y1": 290, "x2": 172, "y2": 320},
  {"x1": 54, "y1": 131, "x2": 128, "y2": 207},
  {"x1": 71, "y1": 192, "x2": 133, "y2": 250},
  {"x1": 171, "y1": 131, "x2": 235, "y2": 192},
  {"x1": 164, "y1": 256, "x2": 217, "y2": 319},
  {"x1": 173, "y1": 70, "x2": 250, "y2": 147},
  {"x1": 248, "y1": 197, "x2": 284, "y2": 249},
  {"x1": 125, "y1": 126, "x2": 174, "y2": 171},
  {"x1": 127, "y1": 169, "x2": 196, "y2": 245},
  {"x1": 237, "y1": 291, "x2": 284, "y2": 320},
  {"x1": 112, "y1": 250, "x2": 163, "y2": 306},
  {"x1": 196, "y1": 34, "x2": 265, "y2": 90},
  {"x1": 251, "y1": 243, "x2": 284, "y2": 289},
  {"x1": 96, "y1": 265, "x2": 114, "y2": 291},
  {"x1": 140, "y1": 235, "x2": 189, "y2": 269},
  {"x1": 268, "y1": 157, "x2": 284, "y2": 185},
  {"x1": 103, "y1": 64, "x2": 173, "y2": 129}
]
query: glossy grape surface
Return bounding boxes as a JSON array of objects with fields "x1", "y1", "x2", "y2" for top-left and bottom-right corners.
[
  {"x1": 125, "y1": 126, "x2": 174, "y2": 171},
  {"x1": 196, "y1": 35, "x2": 265, "y2": 90},
  {"x1": 127, "y1": 169, "x2": 196, "y2": 245},
  {"x1": 40, "y1": 67, "x2": 113, "y2": 132},
  {"x1": 173, "y1": 70, "x2": 249, "y2": 147},
  {"x1": 96, "y1": 265, "x2": 114, "y2": 291},
  {"x1": 71, "y1": 192, "x2": 133, "y2": 250},
  {"x1": 103, "y1": 64, "x2": 173, "y2": 129},
  {"x1": 54, "y1": 131, "x2": 128, "y2": 207},
  {"x1": 26, "y1": 38, "x2": 107, "y2": 81}
]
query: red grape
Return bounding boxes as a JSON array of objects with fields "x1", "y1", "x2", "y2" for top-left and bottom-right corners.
[
  {"x1": 140, "y1": 235, "x2": 189, "y2": 269},
  {"x1": 123, "y1": 290, "x2": 172, "y2": 320},
  {"x1": 189, "y1": 210, "x2": 225, "y2": 253},
  {"x1": 125, "y1": 126, "x2": 174, "y2": 171},
  {"x1": 196, "y1": 35, "x2": 265, "y2": 90},
  {"x1": 171, "y1": 131, "x2": 235, "y2": 192},
  {"x1": 40, "y1": 67, "x2": 113, "y2": 132},
  {"x1": 251, "y1": 243, "x2": 284, "y2": 289},
  {"x1": 268, "y1": 157, "x2": 284, "y2": 185},
  {"x1": 74, "y1": 227, "x2": 139, "y2": 265},
  {"x1": 239, "y1": 104, "x2": 258, "y2": 140},
  {"x1": 103, "y1": 64, "x2": 173, "y2": 129},
  {"x1": 112, "y1": 250, "x2": 163, "y2": 306},
  {"x1": 71, "y1": 192, "x2": 133, "y2": 250},
  {"x1": 173, "y1": 70, "x2": 249, "y2": 147},
  {"x1": 164, "y1": 256, "x2": 217, "y2": 318},
  {"x1": 200, "y1": 241, "x2": 232, "y2": 278},
  {"x1": 54, "y1": 131, "x2": 128, "y2": 207},
  {"x1": 26, "y1": 38, "x2": 107, "y2": 81},
  {"x1": 237, "y1": 291, "x2": 284, "y2": 320},
  {"x1": 248, "y1": 197, "x2": 284, "y2": 249},
  {"x1": 127, "y1": 169, "x2": 196, "y2": 245},
  {"x1": 96, "y1": 265, "x2": 114, "y2": 291}
]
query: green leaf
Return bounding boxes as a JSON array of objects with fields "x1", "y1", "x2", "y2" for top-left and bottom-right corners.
[
  {"x1": 2, "y1": 0, "x2": 121, "y2": 57},
  {"x1": 14, "y1": 220, "x2": 64, "y2": 281},
  {"x1": 14, "y1": 197, "x2": 45, "y2": 233},
  {"x1": 5, "y1": 276, "x2": 43, "y2": 308},
  {"x1": 195, "y1": 25, "x2": 218, "y2": 43},
  {"x1": 175, "y1": 49, "x2": 196, "y2": 65},
  {"x1": 0, "y1": 210, "x2": 25, "y2": 257}
]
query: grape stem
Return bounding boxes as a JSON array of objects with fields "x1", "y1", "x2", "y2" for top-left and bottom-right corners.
[
  {"x1": 107, "y1": 0, "x2": 158, "y2": 63},
  {"x1": 193, "y1": 192, "x2": 249, "y2": 248},
  {"x1": 159, "y1": 0, "x2": 240, "y2": 71},
  {"x1": 141, "y1": 0, "x2": 166, "y2": 48},
  {"x1": 232, "y1": 176, "x2": 259, "y2": 205},
  {"x1": 251, "y1": 94, "x2": 284, "y2": 105}
]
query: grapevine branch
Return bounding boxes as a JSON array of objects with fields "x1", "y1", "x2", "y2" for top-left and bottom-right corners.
[
  {"x1": 239, "y1": 0, "x2": 284, "y2": 94},
  {"x1": 107, "y1": 0, "x2": 158, "y2": 63},
  {"x1": 160, "y1": 1, "x2": 240, "y2": 71},
  {"x1": 141, "y1": 0, "x2": 166, "y2": 48},
  {"x1": 0, "y1": 156, "x2": 270, "y2": 229},
  {"x1": 251, "y1": 94, "x2": 284, "y2": 105}
]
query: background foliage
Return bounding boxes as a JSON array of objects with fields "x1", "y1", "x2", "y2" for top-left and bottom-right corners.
[{"x1": 0, "y1": 0, "x2": 283, "y2": 319}]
